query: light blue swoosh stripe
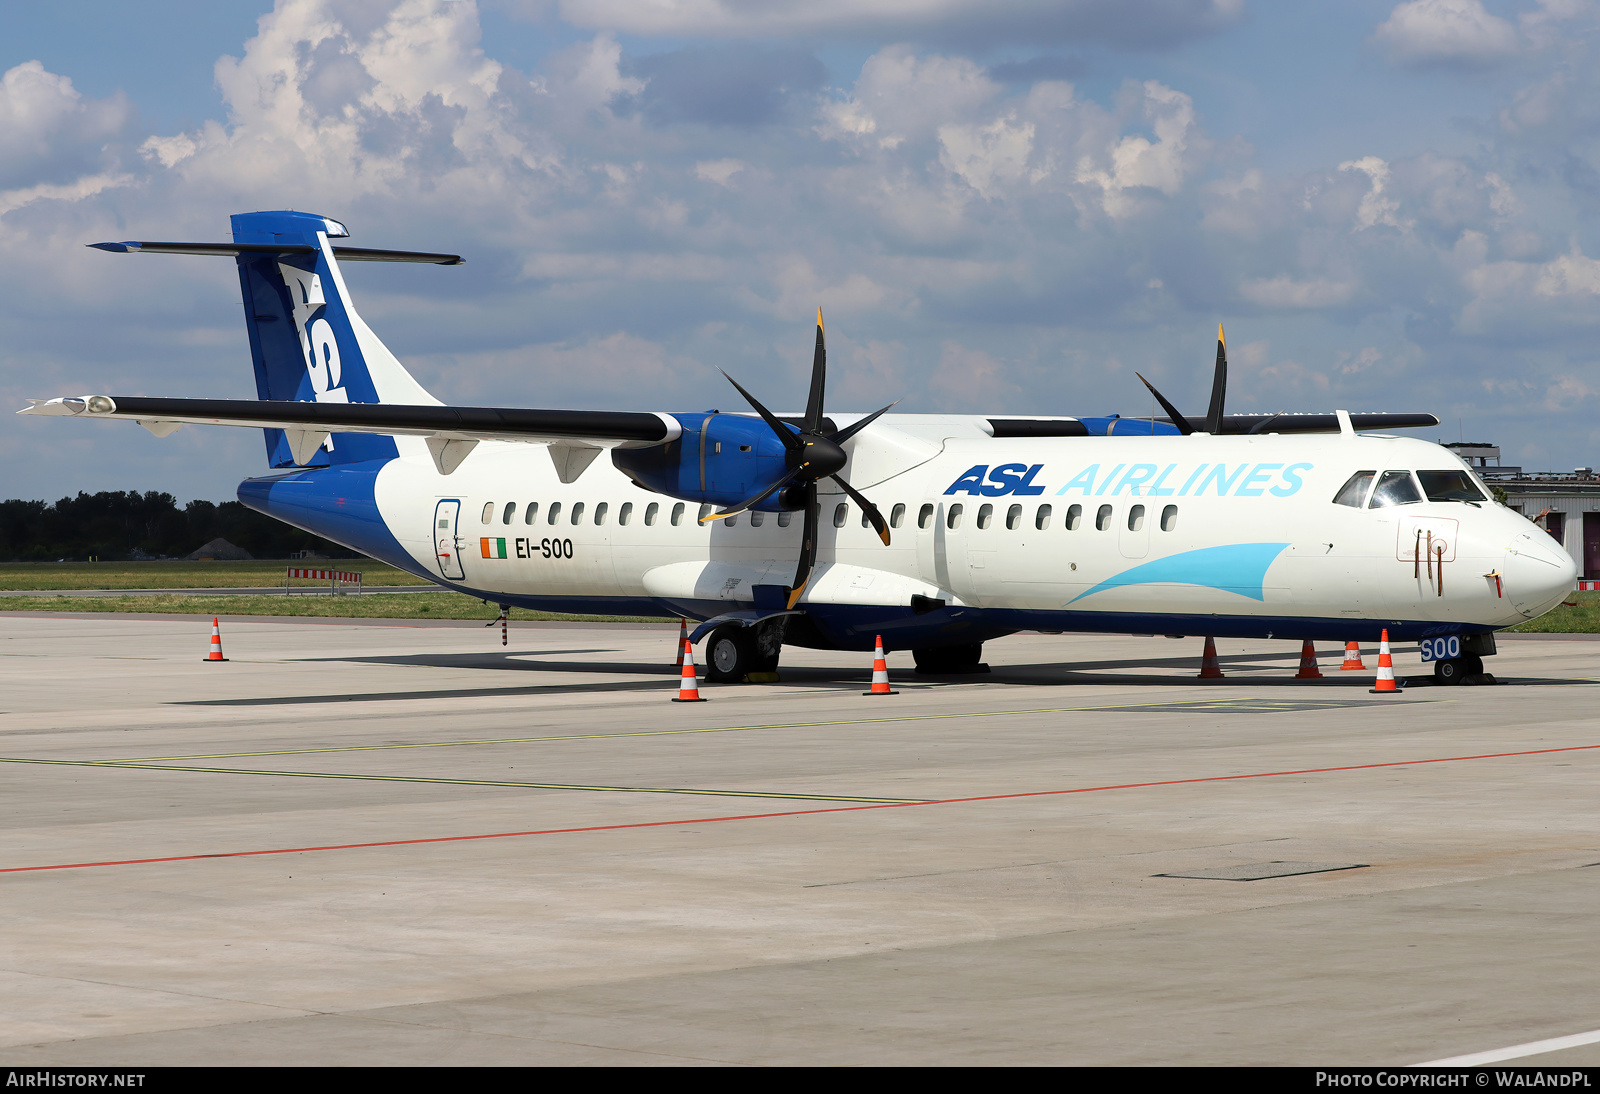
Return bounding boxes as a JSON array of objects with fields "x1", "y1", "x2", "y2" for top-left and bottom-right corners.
[{"x1": 1069, "y1": 542, "x2": 1291, "y2": 603}]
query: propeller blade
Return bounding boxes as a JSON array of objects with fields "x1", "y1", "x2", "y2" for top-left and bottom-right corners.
[
  {"x1": 1205, "y1": 323, "x2": 1227, "y2": 434},
  {"x1": 804, "y1": 307, "x2": 827, "y2": 434},
  {"x1": 1247, "y1": 410, "x2": 1286, "y2": 436},
  {"x1": 829, "y1": 475, "x2": 890, "y2": 546},
  {"x1": 719, "y1": 369, "x2": 803, "y2": 454},
  {"x1": 1135, "y1": 372, "x2": 1195, "y2": 436},
  {"x1": 787, "y1": 483, "x2": 818, "y2": 609},
  {"x1": 699, "y1": 465, "x2": 806, "y2": 522},
  {"x1": 828, "y1": 399, "x2": 900, "y2": 446}
]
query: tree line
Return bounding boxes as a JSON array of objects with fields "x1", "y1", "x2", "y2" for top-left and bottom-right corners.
[{"x1": 0, "y1": 491, "x2": 358, "y2": 561}]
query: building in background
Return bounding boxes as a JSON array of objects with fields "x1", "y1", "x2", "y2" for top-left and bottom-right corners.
[{"x1": 1447, "y1": 443, "x2": 1600, "y2": 579}]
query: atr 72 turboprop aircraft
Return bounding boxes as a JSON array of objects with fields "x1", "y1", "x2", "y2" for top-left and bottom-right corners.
[{"x1": 21, "y1": 210, "x2": 1577, "y2": 684}]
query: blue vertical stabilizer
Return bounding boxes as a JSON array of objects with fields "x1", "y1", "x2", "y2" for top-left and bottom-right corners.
[{"x1": 231, "y1": 210, "x2": 436, "y2": 467}]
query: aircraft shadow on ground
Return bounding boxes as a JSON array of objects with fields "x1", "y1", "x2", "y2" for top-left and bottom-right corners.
[{"x1": 168, "y1": 645, "x2": 1592, "y2": 706}]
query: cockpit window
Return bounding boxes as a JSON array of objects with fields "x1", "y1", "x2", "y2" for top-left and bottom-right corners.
[
  {"x1": 1368, "y1": 470, "x2": 1423, "y2": 508},
  {"x1": 1333, "y1": 471, "x2": 1375, "y2": 508},
  {"x1": 1417, "y1": 470, "x2": 1486, "y2": 503}
]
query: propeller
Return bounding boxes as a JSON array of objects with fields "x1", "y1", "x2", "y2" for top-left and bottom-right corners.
[
  {"x1": 1135, "y1": 323, "x2": 1230, "y2": 435},
  {"x1": 706, "y1": 308, "x2": 898, "y2": 609}
]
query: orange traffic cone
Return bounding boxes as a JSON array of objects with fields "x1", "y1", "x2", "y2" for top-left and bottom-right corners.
[
  {"x1": 1369, "y1": 629, "x2": 1399, "y2": 693},
  {"x1": 672, "y1": 618, "x2": 688, "y2": 667},
  {"x1": 671, "y1": 637, "x2": 706, "y2": 702},
  {"x1": 1198, "y1": 636, "x2": 1225, "y2": 679},
  {"x1": 1339, "y1": 641, "x2": 1366, "y2": 671},
  {"x1": 863, "y1": 635, "x2": 898, "y2": 696},
  {"x1": 203, "y1": 617, "x2": 228, "y2": 663},
  {"x1": 1294, "y1": 640, "x2": 1323, "y2": 680}
]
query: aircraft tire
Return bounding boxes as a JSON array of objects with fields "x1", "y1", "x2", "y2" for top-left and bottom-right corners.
[
  {"x1": 705, "y1": 624, "x2": 758, "y2": 683},
  {"x1": 1434, "y1": 657, "x2": 1468, "y2": 685}
]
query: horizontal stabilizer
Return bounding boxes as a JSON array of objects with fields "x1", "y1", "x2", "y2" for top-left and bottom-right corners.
[
  {"x1": 20, "y1": 395, "x2": 679, "y2": 448},
  {"x1": 88, "y1": 241, "x2": 464, "y2": 264}
]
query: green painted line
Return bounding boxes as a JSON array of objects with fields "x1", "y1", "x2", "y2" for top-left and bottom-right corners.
[
  {"x1": 96, "y1": 695, "x2": 1428, "y2": 764},
  {"x1": 0, "y1": 756, "x2": 922, "y2": 804}
]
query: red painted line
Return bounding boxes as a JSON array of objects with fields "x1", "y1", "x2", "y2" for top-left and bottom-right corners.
[{"x1": 6, "y1": 741, "x2": 1598, "y2": 875}]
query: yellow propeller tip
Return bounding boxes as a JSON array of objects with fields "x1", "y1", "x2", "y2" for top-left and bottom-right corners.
[
  {"x1": 816, "y1": 306, "x2": 824, "y2": 333},
  {"x1": 1217, "y1": 323, "x2": 1225, "y2": 345}
]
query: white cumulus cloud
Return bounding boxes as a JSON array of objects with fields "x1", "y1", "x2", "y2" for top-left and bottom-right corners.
[{"x1": 1374, "y1": 0, "x2": 1520, "y2": 65}]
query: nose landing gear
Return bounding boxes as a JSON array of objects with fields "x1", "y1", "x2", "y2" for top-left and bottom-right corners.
[{"x1": 1434, "y1": 653, "x2": 1488, "y2": 685}]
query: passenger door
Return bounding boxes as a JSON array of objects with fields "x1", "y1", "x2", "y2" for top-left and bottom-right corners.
[{"x1": 433, "y1": 499, "x2": 465, "y2": 580}]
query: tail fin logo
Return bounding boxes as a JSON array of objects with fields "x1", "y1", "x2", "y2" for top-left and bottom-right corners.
[{"x1": 278, "y1": 263, "x2": 348, "y2": 404}]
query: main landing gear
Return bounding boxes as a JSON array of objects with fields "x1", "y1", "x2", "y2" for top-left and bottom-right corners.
[{"x1": 703, "y1": 623, "x2": 782, "y2": 683}]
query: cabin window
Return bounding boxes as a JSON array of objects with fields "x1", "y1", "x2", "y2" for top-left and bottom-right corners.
[
  {"x1": 571, "y1": 502, "x2": 586, "y2": 524},
  {"x1": 861, "y1": 507, "x2": 872, "y2": 529},
  {"x1": 890, "y1": 503, "x2": 906, "y2": 529},
  {"x1": 481, "y1": 502, "x2": 494, "y2": 524},
  {"x1": 643, "y1": 502, "x2": 658, "y2": 526},
  {"x1": 1127, "y1": 504, "x2": 1145, "y2": 531},
  {"x1": 1035, "y1": 504, "x2": 1052, "y2": 530},
  {"x1": 1065, "y1": 504, "x2": 1082, "y2": 531},
  {"x1": 1006, "y1": 504, "x2": 1022, "y2": 531},
  {"x1": 918, "y1": 503, "x2": 934, "y2": 529},
  {"x1": 1418, "y1": 470, "x2": 1487, "y2": 502},
  {"x1": 834, "y1": 503, "x2": 848, "y2": 528},
  {"x1": 594, "y1": 502, "x2": 608, "y2": 525},
  {"x1": 724, "y1": 514, "x2": 738, "y2": 527},
  {"x1": 749, "y1": 511, "x2": 764, "y2": 527},
  {"x1": 1161, "y1": 504, "x2": 1178, "y2": 532},
  {"x1": 524, "y1": 502, "x2": 539, "y2": 525},
  {"x1": 1095, "y1": 504, "x2": 1113, "y2": 531},
  {"x1": 1333, "y1": 471, "x2": 1375, "y2": 508},
  {"x1": 1369, "y1": 471, "x2": 1423, "y2": 508},
  {"x1": 976, "y1": 503, "x2": 993, "y2": 529},
  {"x1": 618, "y1": 502, "x2": 632, "y2": 526},
  {"x1": 671, "y1": 502, "x2": 685, "y2": 526},
  {"x1": 502, "y1": 502, "x2": 517, "y2": 525},
  {"x1": 547, "y1": 502, "x2": 562, "y2": 525},
  {"x1": 947, "y1": 503, "x2": 964, "y2": 529},
  {"x1": 698, "y1": 503, "x2": 714, "y2": 523},
  {"x1": 777, "y1": 511, "x2": 793, "y2": 527}
]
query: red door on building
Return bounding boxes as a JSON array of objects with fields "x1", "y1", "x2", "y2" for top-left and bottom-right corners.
[{"x1": 1584, "y1": 512, "x2": 1600, "y2": 579}]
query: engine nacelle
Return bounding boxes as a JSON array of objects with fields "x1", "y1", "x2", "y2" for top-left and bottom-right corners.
[{"x1": 611, "y1": 412, "x2": 798, "y2": 510}]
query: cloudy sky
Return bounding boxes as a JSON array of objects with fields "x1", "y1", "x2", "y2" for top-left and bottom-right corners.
[{"x1": 4, "y1": 0, "x2": 1599, "y2": 503}]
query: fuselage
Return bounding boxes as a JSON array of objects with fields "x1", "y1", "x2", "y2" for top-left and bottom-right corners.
[{"x1": 241, "y1": 414, "x2": 1577, "y2": 653}]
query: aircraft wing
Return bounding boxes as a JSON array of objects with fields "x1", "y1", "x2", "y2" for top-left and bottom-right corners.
[
  {"x1": 1211, "y1": 412, "x2": 1440, "y2": 433},
  {"x1": 19, "y1": 395, "x2": 680, "y2": 476}
]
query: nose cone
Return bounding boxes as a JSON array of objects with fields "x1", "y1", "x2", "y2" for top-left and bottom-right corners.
[{"x1": 1503, "y1": 530, "x2": 1577, "y2": 620}]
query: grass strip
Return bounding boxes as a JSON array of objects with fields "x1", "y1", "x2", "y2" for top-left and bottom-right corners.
[
  {"x1": 0, "y1": 559, "x2": 423, "y2": 590},
  {"x1": 1506, "y1": 590, "x2": 1600, "y2": 633},
  {"x1": 0, "y1": 590, "x2": 671, "y2": 622}
]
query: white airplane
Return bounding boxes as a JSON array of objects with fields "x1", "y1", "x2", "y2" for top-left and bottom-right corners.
[{"x1": 21, "y1": 210, "x2": 1576, "y2": 685}]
